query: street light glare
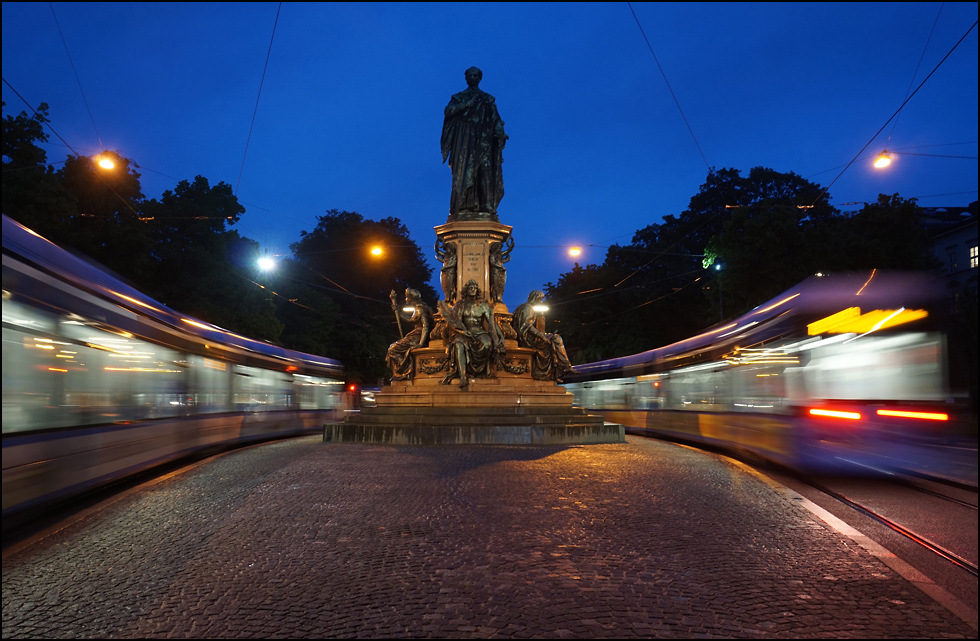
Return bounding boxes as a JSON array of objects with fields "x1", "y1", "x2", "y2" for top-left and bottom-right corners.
[
  {"x1": 258, "y1": 256, "x2": 276, "y2": 271},
  {"x1": 873, "y1": 152, "x2": 891, "y2": 169},
  {"x1": 97, "y1": 156, "x2": 115, "y2": 169},
  {"x1": 371, "y1": 246, "x2": 384, "y2": 256},
  {"x1": 568, "y1": 246, "x2": 582, "y2": 257}
]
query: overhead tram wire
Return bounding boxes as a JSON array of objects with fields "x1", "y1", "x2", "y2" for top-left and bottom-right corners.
[
  {"x1": 599, "y1": 4, "x2": 715, "y2": 292},
  {"x1": 881, "y1": 3, "x2": 945, "y2": 153},
  {"x1": 235, "y1": 2, "x2": 282, "y2": 197},
  {"x1": 627, "y1": 2, "x2": 711, "y2": 174},
  {"x1": 49, "y1": 2, "x2": 103, "y2": 151},
  {"x1": 809, "y1": 19, "x2": 978, "y2": 209}
]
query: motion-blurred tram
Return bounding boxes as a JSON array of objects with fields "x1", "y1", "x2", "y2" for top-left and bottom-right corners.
[
  {"x1": 2, "y1": 214, "x2": 346, "y2": 527},
  {"x1": 563, "y1": 270, "x2": 963, "y2": 474}
]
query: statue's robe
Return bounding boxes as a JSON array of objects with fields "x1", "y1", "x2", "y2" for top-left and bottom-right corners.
[{"x1": 441, "y1": 87, "x2": 506, "y2": 219}]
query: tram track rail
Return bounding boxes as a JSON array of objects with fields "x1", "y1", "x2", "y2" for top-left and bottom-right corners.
[
  {"x1": 895, "y1": 477, "x2": 978, "y2": 511},
  {"x1": 800, "y1": 476, "x2": 979, "y2": 578}
]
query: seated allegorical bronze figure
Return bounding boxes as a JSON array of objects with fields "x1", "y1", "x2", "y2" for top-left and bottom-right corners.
[
  {"x1": 386, "y1": 288, "x2": 434, "y2": 382},
  {"x1": 511, "y1": 290, "x2": 577, "y2": 382},
  {"x1": 438, "y1": 279, "x2": 504, "y2": 389}
]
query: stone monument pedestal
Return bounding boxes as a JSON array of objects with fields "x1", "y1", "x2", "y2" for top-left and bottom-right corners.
[
  {"x1": 329, "y1": 336, "x2": 624, "y2": 444},
  {"x1": 326, "y1": 377, "x2": 624, "y2": 445},
  {"x1": 327, "y1": 211, "x2": 624, "y2": 445}
]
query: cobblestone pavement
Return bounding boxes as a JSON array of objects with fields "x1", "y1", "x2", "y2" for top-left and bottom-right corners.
[{"x1": 3, "y1": 436, "x2": 975, "y2": 638}]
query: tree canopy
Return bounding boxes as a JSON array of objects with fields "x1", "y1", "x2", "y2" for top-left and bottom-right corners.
[{"x1": 284, "y1": 209, "x2": 437, "y2": 383}]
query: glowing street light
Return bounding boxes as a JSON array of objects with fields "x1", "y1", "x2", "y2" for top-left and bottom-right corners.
[
  {"x1": 257, "y1": 255, "x2": 276, "y2": 271},
  {"x1": 873, "y1": 152, "x2": 891, "y2": 169},
  {"x1": 568, "y1": 246, "x2": 582, "y2": 258},
  {"x1": 370, "y1": 245, "x2": 384, "y2": 257},
  {"x1": 95, "y1": 154, "x2": 115, "y2": 169}
]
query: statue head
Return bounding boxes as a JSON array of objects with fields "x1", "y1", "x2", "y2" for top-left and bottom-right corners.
[
  {"x1": 464, "y1": 67, "x2": 482, "y2": 88},
  {"x1": 405, "y1": 288, "x2": 421, "y2": 303},
  {"x1": 463, "y1": 279, "x2": 481, "y2": 298},
  {"x1": 527, "y1": 290, "x2": 545, "y2": 304}
]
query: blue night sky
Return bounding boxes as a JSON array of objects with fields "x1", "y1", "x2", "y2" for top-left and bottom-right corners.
[{"x1": 2, "y1": 2, "x2": 977, "y2": 309}]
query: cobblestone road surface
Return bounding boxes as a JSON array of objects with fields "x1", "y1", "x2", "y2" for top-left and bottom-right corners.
[{"x1": 2, "y1": 436, "x2": 974, "y2": 638}]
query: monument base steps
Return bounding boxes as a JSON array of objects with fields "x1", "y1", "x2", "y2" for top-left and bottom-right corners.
[{"x1": 327, "y1": 379, "x2": 624, "y2": 445}]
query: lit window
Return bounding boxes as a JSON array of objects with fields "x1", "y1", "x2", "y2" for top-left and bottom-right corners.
[{"x1": 971, "y1": 245, "x2": 978, "y2": 269}]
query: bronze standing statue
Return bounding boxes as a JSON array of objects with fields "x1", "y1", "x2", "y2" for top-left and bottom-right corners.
[
  {"x1": 434, "y1": 238, "x2": 458, "y2": 303},
  {"x1": 488, "y1": 235, "x2": 514, "y2": 304},
  {"x1": 512, "y1": 290, "x2": 577, "y2": 382},
  {"x1": 386, "y1": 288, "x2": 434, "y2": 382},
  {"x1": 438, "y1": 279, "x2": 504, "y2": 389},
  {"x1": 441, "y1": 67, "x2": 508, "y2": 221}
]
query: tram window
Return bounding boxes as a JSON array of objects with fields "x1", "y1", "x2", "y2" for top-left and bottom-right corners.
[
  {"x1": 804, "y1": 333, "x2": 945, "y2": 401},
  {"x1": 189, "y1": 355, "x2": 232, "y2": 413},
  {"x1": 666, "y1": 370, "x2": 731, "y2": 412},
  {"x1": 233, "y1": 366, "x2": 293, "y2": 411},
  {"x1": 730, "y1": 365, "x2": 785, "y2": 413},
  {"x1": 295, "y1": 375, "x2": 343, "y2": 410}
]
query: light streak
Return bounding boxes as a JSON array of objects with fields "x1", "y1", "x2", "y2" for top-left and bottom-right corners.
[
  {"x1": 876, "y1": 409, "x2": 949, "y2": 421},
  {"x1": 809, "y1": 408, "x2": 862, "y2": 420}
]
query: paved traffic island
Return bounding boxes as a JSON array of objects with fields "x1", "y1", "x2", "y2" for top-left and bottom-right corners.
[{"x1": 2, "y1": 436, "x2": 973, "y2": 638}]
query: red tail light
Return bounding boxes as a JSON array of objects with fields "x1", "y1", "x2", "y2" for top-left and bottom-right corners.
[
  {"x1": 876, "y1": 409, "x2": 949, "y2": 421},
  {"x1": 809, "y1": 408, "x2": 862, "y2": 420}
]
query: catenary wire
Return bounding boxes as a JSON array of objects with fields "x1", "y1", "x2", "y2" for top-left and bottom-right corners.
[
  {"x1": 627, "y1": 2, "x2": 711, "y2": 173},
  {"x1": 49, "y1": 2, "x2": 103, "y2": 151},
  {"x1": 235, "y1": 2, "x2": 282, "y2": 197},
  {"x1": 882, "y1": 3, "x2": 945, "y2": 151}
]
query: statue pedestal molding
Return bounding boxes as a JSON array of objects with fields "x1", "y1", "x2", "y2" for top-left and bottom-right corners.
[{"x1": 434, "y1": 219, "x2": 512, "y2": 309}]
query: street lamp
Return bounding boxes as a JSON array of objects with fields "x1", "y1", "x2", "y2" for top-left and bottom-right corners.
[
  {"x1": 568, "y1": 246, "x2": 582, "y2": 258},
  {"x1": 874, "y1": 149, "x2": 975, "y2": 169},
  {"x1": 257, "y1": 255, "x2": 276, "y2": 271}
]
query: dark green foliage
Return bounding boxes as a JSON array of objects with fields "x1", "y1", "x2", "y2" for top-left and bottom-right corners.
[
  {"x1": 289, "y1": 210, "x2": 436, "y2": 384},
  {"x1": 135, "y1": 177, "x2": 285, "y2": 342},
  {"x1": 2, "y1": 102, "x2": 76, "y2": 241},
  {"x1": 828, "y1": 194, "x2": 941, "y2": 271}
]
